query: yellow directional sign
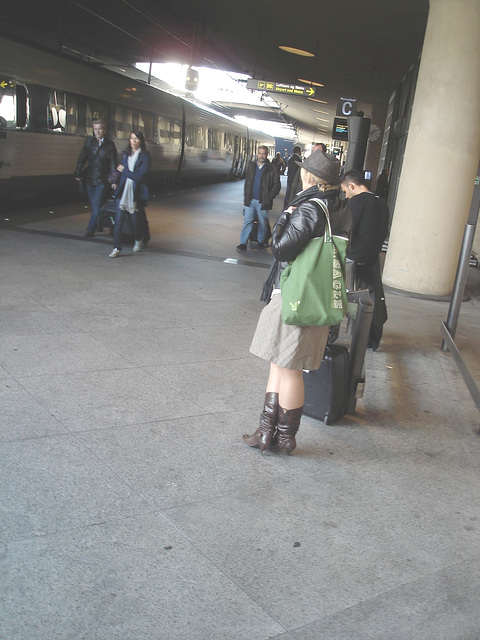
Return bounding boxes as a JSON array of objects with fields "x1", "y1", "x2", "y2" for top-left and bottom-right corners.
[{"x1": 246, "y1": 79, "x2": 316, "y2": 98}]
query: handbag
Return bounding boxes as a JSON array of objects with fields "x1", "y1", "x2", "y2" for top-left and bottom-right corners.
[
  {"x1": 107, "y1": 169, "x2": 121, "y2": 185},
  {"x1": 280, "y1": 198, "x2": 348, "y2": 326},
  {"x1": 102, "y1": 196, "x2": 117, "y2": 214}
]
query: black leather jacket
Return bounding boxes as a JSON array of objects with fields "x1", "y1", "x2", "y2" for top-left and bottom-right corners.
[
  {"x1": 260, "y1": 185, "x2": 351, "y2": 299},
  {"x1": 75, "y1": 136, "x2": 118, "y2": 186},
  {"x1": 244, "y1": 159, "x2": 281, "y2": 211}
]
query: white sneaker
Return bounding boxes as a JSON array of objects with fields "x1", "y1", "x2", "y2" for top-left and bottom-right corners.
[
  {"x1": 133, "y1": 240, "x2": 143, "y2": 252},
  {"x1": 109, "y1": 248, "x2": 121, "y2": 258}
]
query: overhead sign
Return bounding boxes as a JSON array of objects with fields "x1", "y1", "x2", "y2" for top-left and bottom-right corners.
[
  {"x1": 246, "y1": 79, "x2": 316, "y2": 98},
  {"x1": 336, "y1": 97, "x2": 358, "y2": 117}
]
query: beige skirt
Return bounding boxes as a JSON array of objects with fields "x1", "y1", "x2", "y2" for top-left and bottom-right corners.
[{"x1": 249, "y1": 292, "x2": 329, "y2": 370}]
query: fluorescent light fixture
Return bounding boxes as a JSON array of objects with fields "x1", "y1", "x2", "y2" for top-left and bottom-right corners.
[
  {"x1": 279, "y1": 46, "x2": 314, "y2": 57},
  {"x1": 298, "y1": 78, "x2": 324, "y2": 87},
  {"x1": 312, "y1": 109, "x2": 329, "y2": 115},
  {"x1": 308, "y1": 97, "x2": 328, "y2": 104}
]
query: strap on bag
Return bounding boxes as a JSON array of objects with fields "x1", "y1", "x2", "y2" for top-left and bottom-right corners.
[{"x1": 309, "y1": 197, "x2": 332, "y2": 243}]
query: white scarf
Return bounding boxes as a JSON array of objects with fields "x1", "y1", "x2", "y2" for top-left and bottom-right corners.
[{"x1": 120, "y1": 149, "x2": 141, "y2": 213}]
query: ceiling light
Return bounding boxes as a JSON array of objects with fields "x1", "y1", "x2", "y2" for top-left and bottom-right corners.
[
  {"x1": 278, "y1": 46, "x2": 314, "y2": 57},
  {"x1": 312, "y1": 109, "x2": 329, "y2": 115},
  {"x1": 298, "y1": 78, "x2": 324, "y2": 87},
  {"x1": 308, "y1": 97, "x2": 328, "y2": 104},
  {"x1": 315, "y1": 117, "x2": 329, "y2": 122}
]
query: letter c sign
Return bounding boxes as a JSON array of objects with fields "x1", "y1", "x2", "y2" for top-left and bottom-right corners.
[{"x1": 336, "y1": 97, "x2": 358, "y2": 117}]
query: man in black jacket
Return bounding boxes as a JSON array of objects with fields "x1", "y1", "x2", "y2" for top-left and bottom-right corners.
[
  {"x1": 75, "y1": 119, "x2": 117, "y2": 237},
  {"x1": 237, "y1": 146, "x2": 281, "y2": 250},
  {"x1": 283, "y1": 145, "x2": 302, "y2": 208},
  {"x1": 341, "y1": 170, "x2": 389, "y2": 349}
]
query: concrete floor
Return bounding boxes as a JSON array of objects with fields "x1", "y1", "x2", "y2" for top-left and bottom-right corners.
[{"x1": 1, "y1": 177, "x2": 480, "y2": 640}]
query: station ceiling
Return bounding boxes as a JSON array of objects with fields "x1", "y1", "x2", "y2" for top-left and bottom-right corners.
[{"x1": 4, "y1": 0, "x2": 429, "y2": 142}]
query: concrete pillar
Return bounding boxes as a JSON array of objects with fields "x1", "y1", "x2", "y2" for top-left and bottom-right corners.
[{"x1": 382, "y1": 0, "x2": 480, "y2": 296}]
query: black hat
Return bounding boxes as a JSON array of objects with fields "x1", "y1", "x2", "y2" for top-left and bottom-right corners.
[{"x1": 296, "y1": 150, "x2": 340, "y2": 185}]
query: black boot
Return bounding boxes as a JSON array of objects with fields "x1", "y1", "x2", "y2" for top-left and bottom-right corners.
[
  {"x1": 243, "y1": 392, "x2": 279, "y2": 453},
  {"x1": 274, "y1": 406, "x2": 303, "y2": 455}
]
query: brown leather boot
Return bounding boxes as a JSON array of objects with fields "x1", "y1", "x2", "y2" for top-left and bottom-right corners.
[
  {"x1": 243, "y1": 392, "x2": 279, "y2": 453},
  {"x1": 274, "y1": 406, "x2": 303, "y2": 455}
]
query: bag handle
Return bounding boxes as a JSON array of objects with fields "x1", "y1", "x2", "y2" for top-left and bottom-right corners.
[{"x1": 309, "y1": 197, "x2": 332, "y2": 242}]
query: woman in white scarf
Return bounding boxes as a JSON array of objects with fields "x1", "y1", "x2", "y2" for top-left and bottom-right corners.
[{"x1": 109, "y1": 131, "x2": 151, "y2": 258}]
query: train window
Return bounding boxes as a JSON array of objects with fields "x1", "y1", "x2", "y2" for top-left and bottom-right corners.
[
  {"x1": 186, "y1": 123, "x2": 205, "y2": 148},
  {"x1": 115, "y1": 106, "x2": 133, "y2": 140},
  {"x1": 48, "y1": 90, "x2": 77, "y2": 133},
  {"x1": 0, "y1": 80, "x2": 15, "y2": 128},
  {"x1": 66, "y1": 97, "x2": 78, "y2": 134},
  {"x1": 155, "y1": 116, "x2": 180, "y2": 144},
  {"x1": 0, "y1": 80, "x2": 27, "y2": 129},
  {"x1": 16, "y1": 84, "x2": 28, "y2": 129},
  {"x1": 86, "y1": 101, "x2": 108, "y2": 133},
  {"x1": 156, "y1": 116, "x2": 168, "y2": 143},
  {"x1": 138, "y1": 111, "x2": 153, "y2": 142},
  {"x1": 171, "y1": 120, "x2": 181, "y2": 143},
  {"x1": 185, "y1": 123, "x2": 195, "y2": 147},
  {"x1": 207, "y1": 128, "x2": 221, "y2": 150},
  {"x1": 224, "y1": 132, "x2": 234, "y2": 155}
]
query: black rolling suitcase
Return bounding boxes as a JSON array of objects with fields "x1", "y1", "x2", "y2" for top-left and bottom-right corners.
[
  {"x1": 97, "y1": 196, "x2": 116, "y2": 232},
  {"x1": 303, "y1": 344, "x2": 349, "y2": 424},
  {"x1": 303, "y1": 290, "x2": 374, "y2": 425},
  {"x1": 248, "y1": 219, "x2": 272, "y2": 246}
]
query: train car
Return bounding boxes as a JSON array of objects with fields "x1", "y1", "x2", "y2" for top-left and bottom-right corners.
[{"x1": 0, "y1": 36, "x2": 275, "y2": 210}]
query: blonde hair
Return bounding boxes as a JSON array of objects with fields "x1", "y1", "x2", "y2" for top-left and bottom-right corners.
[{"x1": 318, "y1": 182, "x2": 340, "y2": 192}]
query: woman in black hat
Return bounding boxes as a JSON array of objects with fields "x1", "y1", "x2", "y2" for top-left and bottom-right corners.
[{"x1": 243, "y1": 150, "x2": 350, "y2": 455}]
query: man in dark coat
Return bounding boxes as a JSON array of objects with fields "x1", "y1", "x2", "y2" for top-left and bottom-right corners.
[
  {"x1": 75, "y1": 119, "x2": 117, "y2": 237},
  {"x1": 283, "y1": 145, "x2": 302, "y2": 208},
  {"x1": 375, "y1": 168, "x2": 390, "y2": 199},
  {"x1": 341, "y1": 170, "x2": 389, "y2": 350},
  {"x1": 237, "y1": 146, "x2": 281, "y2": 250}
]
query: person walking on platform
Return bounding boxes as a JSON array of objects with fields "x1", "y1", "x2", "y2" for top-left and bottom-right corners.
[
  {"x1": 109, "y1": 130, "x2": 151, "y2": 258},
  {"x1": 272, "y1": 151, "x2": 286, "y2": 175},
  {"x1": 74, "y1": 119, "x2": 117, "y2": 237},
  {"x1": 283, "y1": 145, "x2": 302, "y2": 208},
  {"x1": 341, "y1": 170, "x2": 389, "y2": 350},
  {"x1": 374, "y1": 168, "x2": 390, "y2": 200},
  {"x1": 237, "y1": 146, "x2": 281, "y2": 251},
  {"x1": 243, "y1": 150, "x2": 351, "y2": 455}
]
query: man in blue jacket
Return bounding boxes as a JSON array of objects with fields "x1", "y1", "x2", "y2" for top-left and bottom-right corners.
[{"x1": 237, "y1": 146, "x2": 281, "y2": 250}]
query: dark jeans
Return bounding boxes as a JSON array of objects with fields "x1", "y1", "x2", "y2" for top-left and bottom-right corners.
[
  {"x1": 112, "y1": 200, "x2": 144, "y2": 249},
  {"x1": 86, "y1": 183, "x2": 107, "y2": 233}
]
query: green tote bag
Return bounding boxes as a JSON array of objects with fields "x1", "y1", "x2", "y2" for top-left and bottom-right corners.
[{"x1": 280, "y1": 198, "x2": 348, "y2": 326}]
